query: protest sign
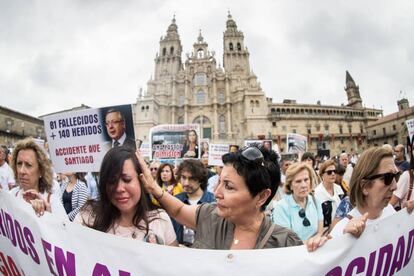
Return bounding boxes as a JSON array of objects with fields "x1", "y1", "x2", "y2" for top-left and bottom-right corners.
[
  {"x1": 244, "y1": 140, "x2": 273, "y2": 151},
  {"x1": 406, "y1": 118, "x2": 414, "y2": 142},
  {"x1": 43, "y1": 105, "x2": 135, "y2": 172},
  {"x1": 150, "y1": 124, "x2": 200, "y2": 160},
  {"x1": 1, "y1": 191, "x2": 413, "y2": 275},
  {"x1": 200, "y1": 139, "x2": 210, "y2": 159},
  {"x1": 208, "y1": 144, "x2": 229, "y2": 166},
  {"x1": 286, "y1": 133, "x2": 307, "y2": 154}
]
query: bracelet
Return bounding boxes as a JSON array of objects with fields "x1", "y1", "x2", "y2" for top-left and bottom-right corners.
[{"x1": 154, "y1": 189, "x2": 165, "y2": 200}]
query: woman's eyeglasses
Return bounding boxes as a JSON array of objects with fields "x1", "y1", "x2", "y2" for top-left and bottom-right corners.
[
  {"x1": 325, "y1": 169, "x2": 336, "y2": 175},
  {"x1": 363, "y1": 171, "x2": 401, "y2": 186},
  {"x1": 298, "y1": 208, "x2": 311, "y2": 227},
  {"x1": 240, "y1": 147, "x2": 264, "y2": 166}
]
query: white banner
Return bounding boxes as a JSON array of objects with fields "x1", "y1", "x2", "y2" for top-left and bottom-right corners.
[
  {"x1": 1, "y1": 190, "x2": 413, "y2": 275},
  {"x1": 43, "y1": 105, "x2": 136, "y2": 173}
]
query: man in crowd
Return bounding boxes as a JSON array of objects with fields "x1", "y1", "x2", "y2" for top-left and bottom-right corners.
[
  {"x1": 104, "y1": 108, "x2": 136, "y2": 150},
  {"x1": 0, "y1": 145, "x2": 15, "y2": 190},
  {"x1": 339, "y1": 152, "x2": 353, "y2": 184},
  {"x1": 173, "y1": 159, "x2": 215, "y2": 245},
  {"x1": 394, "y1": 144, "x2": 410, "y2": 172}
]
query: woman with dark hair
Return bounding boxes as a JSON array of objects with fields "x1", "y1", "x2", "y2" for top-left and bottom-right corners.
[
  {"x1": 75, "y1": 147, "x2": 177, "y2": 245},
  {"x1": 10, "y1": 138, "x2": 66, "y2": 218},
  {"x1": 330, "y1": 147, "x2": 413, "y2": 238},
  {"x1": 180, "y1": 129, "x2": 199, "y2": 158},
  {"x1": 60, "y1": 172, "x2": 88, "y2": 221},
  {"x1": 137, "y1": 146, "x2": 303, "y2": 249},
  {"x1": 152, "y1": 163, "x2": 183, "y2": 206}
]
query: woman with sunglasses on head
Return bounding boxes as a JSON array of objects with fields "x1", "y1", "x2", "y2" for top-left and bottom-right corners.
[
  {"x1": 75, "y1": 147, "x2": 178, "y2": 246},
  {"x1": 314, "y1": 160, "x2": 345, "y2": 231},
  {"x1": 272, "y1": 163, "x2": 325, "y2": 244},
  {"x1": 330, "y1": 147, "x2": 405, "y2": 238},
  {"x1": 137, "y1": 146, "x2": 303, "y2": 249}
]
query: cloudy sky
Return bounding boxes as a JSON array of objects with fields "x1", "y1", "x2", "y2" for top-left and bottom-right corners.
[{"x1": 1, "y1": 0, "x2": 413, "y2": 117}]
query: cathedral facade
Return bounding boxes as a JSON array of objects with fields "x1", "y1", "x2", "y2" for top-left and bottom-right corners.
[{"x1": 134, "y1": 14, "x2": 382, "y2": 156}]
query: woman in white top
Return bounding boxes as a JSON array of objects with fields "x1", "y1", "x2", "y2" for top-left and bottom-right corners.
[
  {"x1": 314, "y1": 159, "x2": 344, "y2": 230},
  {"x1": 330, "y1": 147, "x2": 412, "y2": 237},
  {"x1": 75, "y1": 147, "x2": 177, "y2": 246},
  {"x1": 10, "y1": 138, "x2": 67, "y2": 219}
]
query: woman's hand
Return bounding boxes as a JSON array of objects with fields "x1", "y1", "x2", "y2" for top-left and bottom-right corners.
[
  {"x1": 343, "y1": 212, "x2": 369, "y2": 238},
  {"x1": 306, "y1": 235, "x2": 331, "y2": 252},
  {"x1": 23, "y1": 189, "x2": 51, "y2": 216},
  {"x1": 135, "y1": 150, "x2": 162, "y2": 196},
  {"x1": 403, "y1": 200, "x2": 414, "y2": 214}
]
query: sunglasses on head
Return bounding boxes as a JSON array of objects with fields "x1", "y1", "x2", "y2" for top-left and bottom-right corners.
[
  {"x1": 325, "y1": 169, "x2": 336, "y2": 175},
  {"x1": 363, "y1": 171, "x2": 401, "y2": 186},
  {"x1": 298, "y1": 208, "x2": 311, "y2": 227},
  {"x1": 240, "y1": 146, "x2": 264, "y2": 166}
]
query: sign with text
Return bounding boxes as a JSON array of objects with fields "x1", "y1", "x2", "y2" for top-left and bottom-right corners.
[
  {"x1": 406, "y1": 118, "x2": 414, "y2": 143},
  {"x1": 150, "y1": 124, "x2": 200, "y2": 160},
  {"x1": 208, "y1": 144, "x2": 230, "y2": 166},
  {"x1": 1, "y1": 191, "x2": 413, "y2": 275},
  {"x1": 43, "y1": 105, "x2": 135, "y2": 172}
]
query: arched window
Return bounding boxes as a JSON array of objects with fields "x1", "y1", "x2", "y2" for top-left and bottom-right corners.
[
  {"x1": 229, "y1": 43, "x2": 234, "y2": 51},
  {"x1": 196, "y1": 90, "x2": 205, "y2": 104},
  {"x1": 237, "y1": 42, "x2": 241, "y2": 51},
  {"x1": 194, "y1": 73, "x2": 207, "y2": 86},
  {"x1": 162, "y1": 48, "x2": 166, "y2": 56},
  {"x1": 218, "y1": 91, "x2": 225, "y2": 104},
  {"x1": 271, "y1": 108, "x2": 276, "y2": 113},
  {"x1": 178, "y1": 95, "x2": 185, "y2": 106},
  {"x1": 255, "y1": 100, "x2": 259, "y2": 107},
  {"x1": 193, "y1": 116, "x2": 212, "y2": 139},
  {"x1": 197, "y1": 49, "x2": 204, "y2": 58},
  {"x1": 177, "y1": 116, "x2": 184, "y2": 124},
  {"x1": 170, "y1": 46, "x2": 174, "y2": 55},
  {"x1": 219, "y1": 115, "x2": 226, "y2": 138}
]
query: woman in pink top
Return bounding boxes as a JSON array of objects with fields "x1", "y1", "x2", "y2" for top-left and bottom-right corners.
[{"x1": 75, "y1": 147, "x2": 177, "y2": 246}]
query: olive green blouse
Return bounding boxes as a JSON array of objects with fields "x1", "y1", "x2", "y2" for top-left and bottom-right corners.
[{"x1": 192, "y1": 203, "x2": 303, "y2": 249}]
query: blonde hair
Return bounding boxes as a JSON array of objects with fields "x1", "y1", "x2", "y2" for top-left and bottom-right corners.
[
  {"x1": 284, "y1": 162, "x2": 314, "y2": 194},
  {"x1": 349, "y1": 147, "x2": 393, "y2": 208},
  {"x1": 12, "y1": 138, "x2": 53, "y2": 193}
]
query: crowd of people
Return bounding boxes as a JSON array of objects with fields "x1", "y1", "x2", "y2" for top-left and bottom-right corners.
[{"x1": 1, "y1": 137, "x2": 414, "y2": 253}]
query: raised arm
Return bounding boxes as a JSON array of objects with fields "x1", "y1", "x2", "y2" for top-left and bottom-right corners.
[{"x1": 136, "y1": 151, "x2": 198, "y2": 230}]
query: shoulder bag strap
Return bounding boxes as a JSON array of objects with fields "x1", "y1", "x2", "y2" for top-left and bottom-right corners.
[
  {"x1": 407, "y1": 170, "x2": 414, "y2": 201},
  {"x1": 257, "y1": 223, "x2": 276, "y2": 249}
]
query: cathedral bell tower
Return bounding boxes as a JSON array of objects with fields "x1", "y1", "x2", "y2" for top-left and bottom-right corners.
[
  {"x1": 223, "y1": 12, "x2": 250, "y2": 74},
  {"x1": 345, "y1": 71, "x2": 363, "y2": 108},
  {"x1": 154, "y1": 16, "x2": 183, "y2": 80}
]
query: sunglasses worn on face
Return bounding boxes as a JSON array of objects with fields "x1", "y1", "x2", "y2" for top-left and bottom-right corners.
[
  {"x1": 240, "y1": 147, "x2": 264, "y2": 166},
  {"x1": 298, "y1": 208, "x2": 311, "y2": 227},
  {"x1": 150, "y1": 168, "x2": 158, "y2": 171},
  {"x1": 363, "y1": 171, "x2": 401, "y2": 186},
  {"x1": 325, "y1": 169, "x2": 336, "y2": 175}
]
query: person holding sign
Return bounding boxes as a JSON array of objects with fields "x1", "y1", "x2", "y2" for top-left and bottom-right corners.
[
  {"x1": 104, "y1": 108, "x2": 136, "y2": 150},
  {"x1": 330, "y1": 147, "x2": 413, "y2": 238},
  {"x1": 75, "y1": 147, "x2": 177, "y2": 246},
  {"x1": 137, "y1": 146, "x2": 303, "y2": 249},
  {"x1": 151, "y1": 163, "x2": 183, "y2": 206},
  {"x1": 180, "y1": 129, "x2": 199, "y2": 158},
  {"x1": 10, "y1": 138, "x2": 67, "y2": 218}
]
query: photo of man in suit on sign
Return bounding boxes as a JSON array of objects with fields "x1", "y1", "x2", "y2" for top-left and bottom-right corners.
[{"x1": 104, "y1": 108, "x2": 136, "y2": 151}]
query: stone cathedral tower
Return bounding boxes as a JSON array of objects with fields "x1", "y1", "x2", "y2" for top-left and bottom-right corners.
[{"x1": 134, "y1": 13, "x2": 270, "y2": 144}]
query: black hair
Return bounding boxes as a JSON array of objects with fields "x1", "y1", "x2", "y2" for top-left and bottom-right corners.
[
  {"x1": 222, "y1": 145, "x2": 280, "y2": 211},
  {"x1": 335, "y1": 164, "x2": 346, "y2": 176},
  {"x1": 301, "y1": 152, "x2": 316, "y2": 167},
  {"x1": 82, "y1": 147, "x2": 156, "y2": 234},
  {"x1": 176, "y1": 159, "x2": 208, "y2": 190}
]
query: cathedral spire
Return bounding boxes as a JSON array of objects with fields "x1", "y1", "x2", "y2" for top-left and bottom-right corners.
[{"x1": 344, "y1": 70, "x2": 362, "y2": 108}]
